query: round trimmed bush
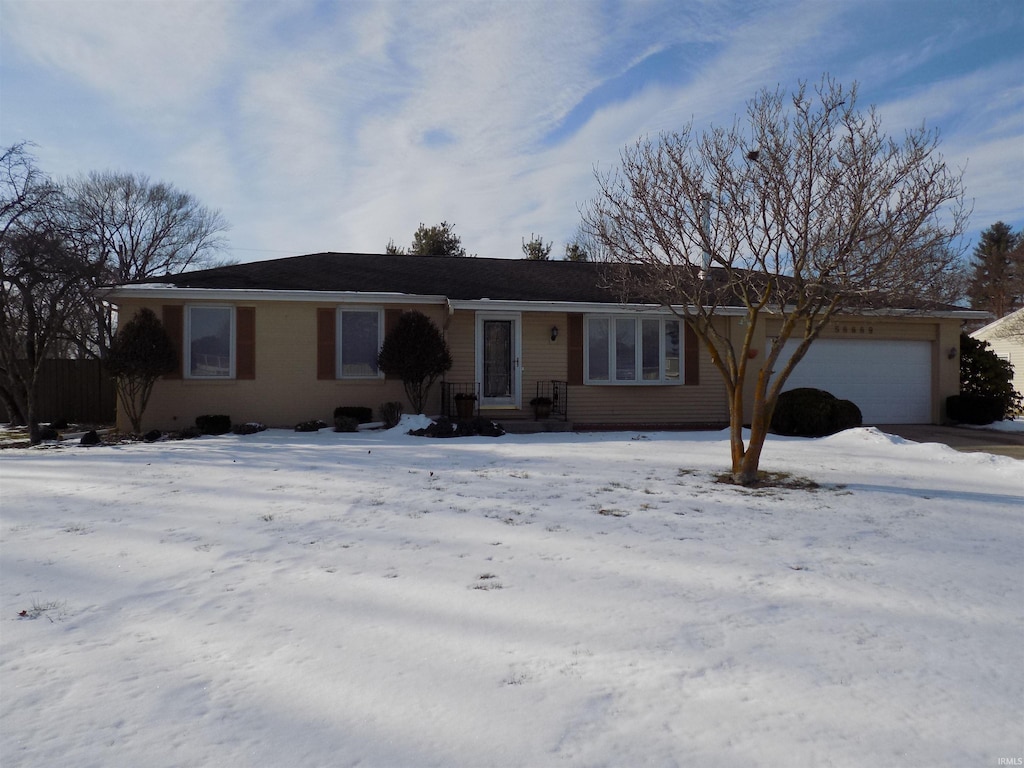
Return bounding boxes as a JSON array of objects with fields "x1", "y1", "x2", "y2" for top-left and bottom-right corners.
[
  {"x1": 334, "y1": 406, "x2": 373, "y2": 424},
  {"x1": 771, "y1": 388, "x2": 862, "y2": 437},
  {"x1": 945, "y1": 394, "x2": 1004, "y2": 425},
  {"x1": 333, "y1": 416, "x2": 358, "y2": 433},
  {"x1": 195, "y1": 414, "x2": 231, "y2": 435}
]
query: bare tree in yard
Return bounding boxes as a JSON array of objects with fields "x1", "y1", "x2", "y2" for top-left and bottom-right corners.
[
  {"x1": 1, "y1": 144, "x2": 50, "y2": 423},
  {"x1": 65, "y1": 171, "x2": 229, "y2": 356},
  {"x1": 105, "y1": 308, "x2": 178, "y2": 433},
  {"x1": 583, "y1": 77, "x2": 966, "y2": 485},
  {"x1": 1, "y1": 216, "x2": 104, "y2": 442},
  {"x1": 0, "y1": 143, "x2": 99, "y2": 436}
]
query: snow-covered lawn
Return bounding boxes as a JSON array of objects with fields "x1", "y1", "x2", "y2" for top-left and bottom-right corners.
[{"x1": 2, "y1": 424, "x2": 1021, "y2": 767}]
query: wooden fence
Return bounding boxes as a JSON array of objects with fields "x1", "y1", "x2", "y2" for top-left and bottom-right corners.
[{"x1": 30, "y1": 359, "x2": 116, "y2": 424}]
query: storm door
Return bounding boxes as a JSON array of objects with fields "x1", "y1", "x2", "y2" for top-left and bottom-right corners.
[{"x1": 476, "y1": 313, "x2": 521, "y2": 408}]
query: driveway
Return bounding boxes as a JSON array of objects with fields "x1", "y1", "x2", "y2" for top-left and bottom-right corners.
[{"x1": 879, "y1": 424, "x2": 1024, "y2": 460}]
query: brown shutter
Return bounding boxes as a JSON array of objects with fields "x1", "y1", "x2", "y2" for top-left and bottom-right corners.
[
  {"x1": 383, "y1": 309, "x2": 402, "y2": 380},
  {"x1": 384, "y1": 308, "x2": 402, "y2": 335},
  {"x1": 567, "y1": 314, "x2": 584, "y2": 386},
  {"x1": 684, "y1": 322, "x2": 699, "y2": 386},
  {"x1": 236, "y1": 307, "x2": 255, "y2": 380},
  {"x1": 317, "y1": 308, "x2": 336, "y2": 380},
  {"x1": 162, "y1": 305, "x2": 183, "y2": 379}
]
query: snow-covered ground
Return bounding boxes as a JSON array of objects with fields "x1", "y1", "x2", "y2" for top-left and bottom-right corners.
[{"x1": 1, "y1": 423, "x2": 1021, "y2": 767}]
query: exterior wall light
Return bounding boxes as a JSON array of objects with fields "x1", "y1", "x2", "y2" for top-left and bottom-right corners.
[
  {"x1": 550, "y1": 326, "x2": 559, "y2": 342},
  {"x1": 948, "y1": 347, "x2": 958, "y2": 360}
]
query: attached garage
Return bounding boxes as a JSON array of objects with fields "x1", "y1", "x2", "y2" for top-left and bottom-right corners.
[{"x1": 776, "y1": 339, "x2": 933, "y2": 424}]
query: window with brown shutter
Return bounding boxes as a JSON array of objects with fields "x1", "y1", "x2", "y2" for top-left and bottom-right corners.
[
  {"x1": 684, "y1": 322, "x2": 699, "y2": 386},
  {"x1": 162, "y1": 305, "x2": 183, "y2": 379},
  {"x1": 384, "y1": 309, "x2": 402, "y2": 380},
  {"x1": 567, "y1": 314, "x2": 584, "y2": 386},
  {"x1": 236, "y1": 307, "x2": 256, "y2": 380},
  {"x1": 317, "y1": 308, "x2": 337, "y2": 380}
]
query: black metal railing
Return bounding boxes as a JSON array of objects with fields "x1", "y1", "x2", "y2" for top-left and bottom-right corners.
[
  {"x1": 533, "y1": 380, "x2": 568, "y2": 421},
  {"x1": 442, "y1": 381, "x2": 479, "y2": 419}
]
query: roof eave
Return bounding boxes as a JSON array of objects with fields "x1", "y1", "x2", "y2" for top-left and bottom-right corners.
[
  {"x1": 102, "y1": 285, "x2": 988, "y2": 320},
  {"x1": 103, "y1": 286, "x2": 451, "y2": 305}
]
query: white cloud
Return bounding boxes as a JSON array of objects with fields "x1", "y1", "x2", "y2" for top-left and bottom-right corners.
[
  {"x1": 2, "y1": 0, "x2": 238, "y2": 121},
  {"x1": 2, "y1": 0, "x2": 1019, "y2": 262}
]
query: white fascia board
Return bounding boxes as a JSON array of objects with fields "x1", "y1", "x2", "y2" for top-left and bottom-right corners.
[
  {"x1": 827, "y1": 308, "x2": 991, "y2": 320},
  {"x1": 970, "y1": 307, "x2": 1023, "y2": 337},
  {"x1": 104, "y1": 286, "x2": 450, "y2": 305},
  {"x1": 102, "y1": 287, "x2": 983, "y2": 320},
  {"x1": 445, "y1": 299, "x2": 749, "y2": 315}
]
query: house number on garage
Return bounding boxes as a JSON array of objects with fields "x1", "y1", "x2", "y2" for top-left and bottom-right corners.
[{"x1": 833, "y1": 324, "x2": 874, "y2": 334}]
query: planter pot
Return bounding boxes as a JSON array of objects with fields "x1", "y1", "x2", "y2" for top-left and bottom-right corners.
[{"x1": 532, "y1": 403, "x2": 552, "y2": 420}]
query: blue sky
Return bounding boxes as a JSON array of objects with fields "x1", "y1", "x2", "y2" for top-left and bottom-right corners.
[{"x1": 1, "y1": 0, "x2": 1021, "y2": 265}]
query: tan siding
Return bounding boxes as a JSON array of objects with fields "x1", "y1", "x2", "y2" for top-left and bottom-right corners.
[
  {"x1": 567, "y1": 335, "x2": 728, "y2": 426},
  {"x1": 521, "y1": 311, "x2": 567, "y2": 383},
  {"x1": 763, "y1": 316, "x2": 942, "y2": 342},
  {"x1": 112, "y1": 298, "x2": 959, "y2": 430},
  {"x1": 445, "y1": 311, "x2": 476, "y2": 384},
  {"x1": 115, "y1": 300, "x2": 446, "y2": 431}
]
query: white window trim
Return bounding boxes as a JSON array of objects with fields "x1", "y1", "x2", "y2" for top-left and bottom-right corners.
[
  {"x1": 184, "y1": 305, "x2": 236, "y2": 379},
  {"x1": 336, "y1": 307, "x2": 384, "y2": 380},
  {"x1": 584, "y1": 314, "x2": 682, "y2": 386}
]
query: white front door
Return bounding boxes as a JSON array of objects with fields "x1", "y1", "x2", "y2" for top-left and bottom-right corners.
[{"x1": 476, "y1": 313, "x2": 521, "y2": 408}]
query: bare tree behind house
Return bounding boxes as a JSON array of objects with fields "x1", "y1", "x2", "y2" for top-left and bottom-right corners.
[{"x1": 66, "y1": 171, "x2": 230, "y2": 355}]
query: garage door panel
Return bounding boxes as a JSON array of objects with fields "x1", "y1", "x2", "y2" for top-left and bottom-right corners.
[{"x1": 777, "y1": 339, "x2": 932, "y2": 424}]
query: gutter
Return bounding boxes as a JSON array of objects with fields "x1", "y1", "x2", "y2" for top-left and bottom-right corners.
[{"x1": 101, "y1": 286, "x2": 988, "y2": 321}]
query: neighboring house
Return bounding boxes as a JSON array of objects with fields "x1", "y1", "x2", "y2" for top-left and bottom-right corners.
[
  {"x1": 971, "y1": 308, "x2": 1024, "y2": 403},
  {"x1": 104, "y1": 252, "x2": 983, "y2": 432}
]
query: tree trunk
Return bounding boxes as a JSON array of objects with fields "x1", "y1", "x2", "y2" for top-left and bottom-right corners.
[
  {"x1": 734, "y1": 395, "x2": 771, "y2": 485},
  {"x1": 731, "y1": 366, "x2": 776, "y2": 485},
  {"x1": 0, "y1": 384, "x2": 26, "y2": 425},
  {"x1": 27, "y1": 400, "x2": 40, "y2": 445},
  {"x1": 728, "y1": 386, "x2": 746, "y2": 475}
]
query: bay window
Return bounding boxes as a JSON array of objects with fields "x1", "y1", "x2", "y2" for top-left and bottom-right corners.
[{"x1": 585, "y1": 315, "x2": 681, "y2": 384}]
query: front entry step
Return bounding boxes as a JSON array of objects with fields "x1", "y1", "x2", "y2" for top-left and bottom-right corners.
[{"x1": 498, "y1": 420, "x2": 574, "y2": 434}]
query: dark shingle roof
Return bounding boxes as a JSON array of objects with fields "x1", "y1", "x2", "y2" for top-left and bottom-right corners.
[
  {"x1": 140, "y1": 252, "x2": 621, "y2": 303},
  {"x1": 131, "y1": 251, "x2": 976, "y2": 314}
]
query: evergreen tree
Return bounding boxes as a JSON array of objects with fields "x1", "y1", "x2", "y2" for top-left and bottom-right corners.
[
  {"x1": 956, "y1": 332, "x2": 1021, "y2": 421},
  {"x1": 409, "y1": 221, "x2": 470, "y2": 257},
  {"x1": 377, "y1": 311, "x2": 452, "y2": 413},
  {"x1": 564, "y1": 241, "x2": 589, "y2": 261},
  {"x1": 105, "y1": 308, "x2": 178, "y2": 433},
  {"x1": 968, "y1": 222, "x2": 1023, "y2": 318},
  {"x1": 522, "y1": 233, "x2": 552, "y2": 260}
]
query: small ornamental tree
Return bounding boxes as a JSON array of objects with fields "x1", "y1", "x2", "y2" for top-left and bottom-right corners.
[
  {"x1": 377, "y1": 311, "x2": 452, "y2": 414},
  {"x1": 105, "y1": 308, "x2": 177, "y2": 433},
  {"x1": 583, "y1": 76, "x2": 966, "y2": 484}
]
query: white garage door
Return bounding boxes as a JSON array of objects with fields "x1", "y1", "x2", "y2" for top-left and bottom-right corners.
[{"x1": 776, "y1": 339, "x2": 933, "y2": 424}]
